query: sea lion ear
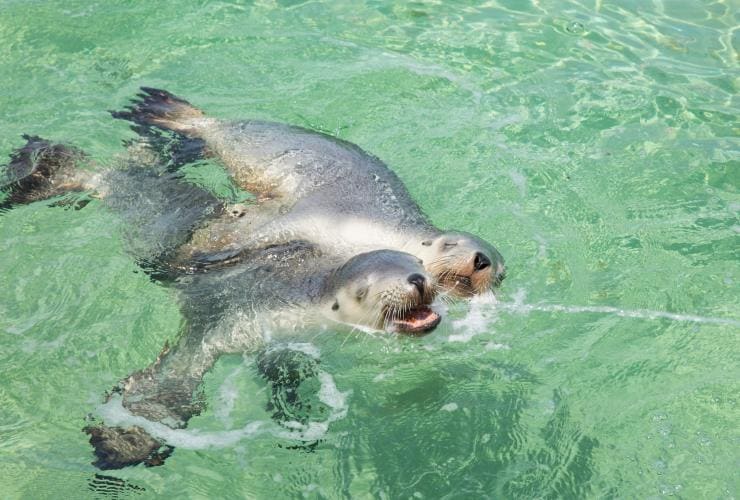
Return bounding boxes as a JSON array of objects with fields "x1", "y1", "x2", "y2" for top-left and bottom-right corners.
[
  {"x1": 421, "y1": 240, "x2": 433, "y2": 246},
  {"x1": 331, "y1": 300, "x2": 339, "y2": 311}
]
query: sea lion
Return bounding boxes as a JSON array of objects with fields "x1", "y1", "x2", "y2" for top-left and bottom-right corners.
[
  {"x1": 114, "y1": 88, "x2": 506, "y2": 296},
  {"x1": 85, "y1": 245, "x2": 440, "y2": 469},
  {"x1": 2, "y1": 137, "x2": 442, "y2": 468}
]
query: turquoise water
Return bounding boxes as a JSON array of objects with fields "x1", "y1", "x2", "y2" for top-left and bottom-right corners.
[{"x1": 1, "y1": 0, "x2": 738, "y2": 497}]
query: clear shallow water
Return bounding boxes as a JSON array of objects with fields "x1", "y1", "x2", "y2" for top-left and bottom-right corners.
[{"x1": 0, "y1": 0, "x2": 738, "y2": 497}]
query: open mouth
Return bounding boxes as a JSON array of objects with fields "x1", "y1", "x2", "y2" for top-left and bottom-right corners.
[{"x1": 389, "y1": 305, "x2": 441, "y2": 335}]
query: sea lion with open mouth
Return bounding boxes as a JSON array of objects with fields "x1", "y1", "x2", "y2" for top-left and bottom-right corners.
[
  {"x1": 114, "y1": 87, "x2": 506, "y2": 296},
  {"x1": 84, "y1": 245, "x2": 439, "y2": 469},
  {"x1": 0, "y1": 136, "x2": 442, "y2": 469}
]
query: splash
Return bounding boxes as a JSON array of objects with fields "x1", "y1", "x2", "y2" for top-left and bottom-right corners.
[
  {"x1": 499, "y1": 289, "x2": 740, "y2": 327},
  {"x1": 448, "y1": 292, "x2": 498, "y2": 342},
  {"x1": 97, "y1": 396, "x2": 266, "y2": 449},
  {"x1": 96, "y1": 346, "x2": 351, "y2": 449},
  {"x1": 447, "y1": 289, "x2": 739, "y2": 344},
  {"x1": 275, "y1": 371, "x2": 351, "y2": 442},
  {"x1": 498, "y1": 302, "x2": 740, "y2": 326}
]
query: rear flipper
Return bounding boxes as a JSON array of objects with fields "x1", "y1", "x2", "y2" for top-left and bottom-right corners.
[
  {"x1": 112, "y1": 87, "x2": 283, "y2": 202},
  {"x1": 1, "y1": 135, "x2": 92, "y2": 209},
  {"x1": 124, "y1": 124, "x2": 207, "y2": 173},
  {"x1": 111, "y1": 87, "x2": 205, "y2": 136}
]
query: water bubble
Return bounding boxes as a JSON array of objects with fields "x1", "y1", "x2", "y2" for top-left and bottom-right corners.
[
  {"x1": 566, "y1": 21, "x2": 585, "y2": 34},
  {"x1": 441, "y1": 402, "x2": 459, "y2": 412}
]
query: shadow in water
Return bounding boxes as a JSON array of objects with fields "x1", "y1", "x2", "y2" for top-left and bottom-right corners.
[
  {"x1": 499, "y1": 389, "x2": 600, "y2": 499},
  {"x1": 88, "y1": 473, "x2": 145, "y2": 499}
]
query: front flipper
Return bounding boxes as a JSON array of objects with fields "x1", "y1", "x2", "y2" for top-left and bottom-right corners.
[
  {"x1": 257, "y1": 346, "x2": 321, "y2": 425},
  {"x1": 84, "y1": 425, "x2": 173, "y2": 470},
  {"x1": 84, "y1": 308, "x2": 262, "y2": 470},
  {"x1": 85, "y1": 331, "x2": 214, "y2": 469}
]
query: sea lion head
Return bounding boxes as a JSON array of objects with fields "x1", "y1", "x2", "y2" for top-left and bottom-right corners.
[
  {"x1": 324, "y1": 250, "x2": 440, "y2": 335},
  {"x1": 417, "y1": 231, "x2": 505, "y2": 297}
]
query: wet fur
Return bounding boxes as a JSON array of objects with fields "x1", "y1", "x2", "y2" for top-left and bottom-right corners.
[
  {"x1": 87, "y1": 247, "x2": 435, "y2": 469},
  {"x1": 113, "y1": 88, "x2": 506, "y2": 292}
]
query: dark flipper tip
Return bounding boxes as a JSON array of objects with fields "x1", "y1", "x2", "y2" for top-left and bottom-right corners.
[{"x1": 111, "y1": 87, "x2": 202, "y2": 134}]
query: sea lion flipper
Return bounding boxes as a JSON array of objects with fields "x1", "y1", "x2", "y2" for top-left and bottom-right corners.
[
  {"x1": 257, "y1": 345, "x2": 321, "y2": 425},
  {"x1": 111, "y1": 87, "x2": 204, "y2": 136},
  {"x1": 86, "y1": 322, "x2": 226, "y2": 469},
  {"x1": 123, "y1": 124, "x2": 208, "y2": 172},
  {"x1": 84, "y1": 424, "x2": 173, "y2": 470},
  {"x1": 1, "y1": 135, "x2": 90, "y2": 209}
]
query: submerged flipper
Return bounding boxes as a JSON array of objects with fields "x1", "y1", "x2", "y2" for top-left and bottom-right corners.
[
  {"x1": 84, "y1": 337, "x2": 209, "y2": 470},
  {"x1": 84, "y1": 425, "x2": 173, "y2": 470},
  {"x1": 84, "y1": 313, "x2": 229, "y2": 470},
  {"x1": 1, "y1": 135, "x2": 89, "y2": 209},
  {"x1": 124, "y1": 124, "x2": 207, "y2": 172},
  {"x1": 257, "y1": 346, "x2": 321, "y2": 425}
]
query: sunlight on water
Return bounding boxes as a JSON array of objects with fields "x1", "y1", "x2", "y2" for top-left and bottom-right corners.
[{"x1": 0, "y1": 0, "x2": 738, "y2": 497}]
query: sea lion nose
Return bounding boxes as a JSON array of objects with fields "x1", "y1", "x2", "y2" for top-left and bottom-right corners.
[
  {"x1": 473, "y1": 252, "x2": 491, "y2": 271},
  {"x1": 407, "y1": 273, "x2": 426, "y2": 295}
]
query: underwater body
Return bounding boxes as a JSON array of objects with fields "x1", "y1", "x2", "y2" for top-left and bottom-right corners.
[{"x1": 0, "y1": 0, "x2": 738, "y2": 498}]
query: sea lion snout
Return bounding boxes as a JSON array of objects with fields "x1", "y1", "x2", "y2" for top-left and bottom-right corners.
[
  {"x1": 473, "y1": 252, "x2": 491, "y2": 271},
  {"x1": 407, "y1": 273, "x2": 427, "y2": 296},
  {"x1": 326, "y1": 250, "x2": 440, "y2": 333},
  {"x1": 419, "y1": 231, "x2": 505, "y2": 296}
]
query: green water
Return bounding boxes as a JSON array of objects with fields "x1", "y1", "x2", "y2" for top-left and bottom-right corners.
[{"x1": 1, "y1": 0, "x2": 738, "y2": 498}]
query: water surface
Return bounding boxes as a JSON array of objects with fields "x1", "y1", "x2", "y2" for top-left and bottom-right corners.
[{"x1": 0, "y1": 0, "x2": 738, "y2": 498}]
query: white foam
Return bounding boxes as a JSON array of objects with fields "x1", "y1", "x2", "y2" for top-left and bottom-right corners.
[
  {"x1": 441, "y1": 402, "x2": 458, "y2": 412},
  {"x1": 98, "y1": 396, "x2": 266, "y2": 449},
  {"x1": 497, "y1": 301, "x2": 740, "y2": 326},
  {"x1": 96, "y1": 357, "x2": 352, "y2": 448},
  {"x1": 213, "y1": 364, "x2": 243, "y2": 428},
  {"x1": 449, "y1": 292, "x2": 499, "y2": 342},
  {"x1": 267, "y1": 342, "x2": 321, "y2": 359},
  {"x1": 317, "y1": 371, "x2": 350, "y2": 414}
]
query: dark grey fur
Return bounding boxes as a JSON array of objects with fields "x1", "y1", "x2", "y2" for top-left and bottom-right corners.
[{"x1": 1, "y1": 136, "x2": 223, "y2": 267}]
